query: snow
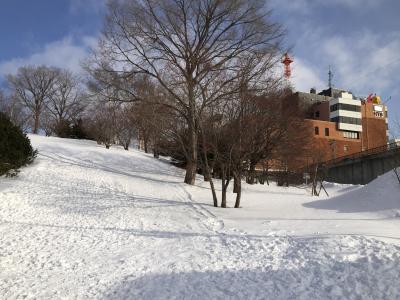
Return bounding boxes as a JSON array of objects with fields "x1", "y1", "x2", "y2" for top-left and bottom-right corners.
[
  {"x1": 1, "y1": 135, "x2": 399, "y2": 299},
  {"x1": 189, "y1": 175, "x2": 400, "y2": 243}
]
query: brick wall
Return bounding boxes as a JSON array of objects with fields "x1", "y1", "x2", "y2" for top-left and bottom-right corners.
[{"x1": 361, "y1": 102, "x2": 388, "y2": 150}]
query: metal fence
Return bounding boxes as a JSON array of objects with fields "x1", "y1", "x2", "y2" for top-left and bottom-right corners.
[{"x1": 323, "y1": 141, "x2": 400, "y2": 166}]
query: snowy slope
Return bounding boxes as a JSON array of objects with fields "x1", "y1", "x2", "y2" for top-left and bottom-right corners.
[
  {"x1": 0, "y1": 135, "x2": 399, "y2": 299},
  {"x1": 189, "y1": 171, "x2": 400, "y2": 243}
]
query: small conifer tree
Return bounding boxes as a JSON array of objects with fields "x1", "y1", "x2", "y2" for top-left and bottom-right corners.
[{"x1": 0, "y1": 112, "x2": 37, "y2": 177}]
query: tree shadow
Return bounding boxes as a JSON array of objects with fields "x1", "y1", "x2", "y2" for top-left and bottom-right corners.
[
  {"x1": 39, "y1": 151, "x2": 183, "y2": 185},
  {"x1": 0, "y1": 219, "x2": 268, "y2": 240},
  {"x1": 28, "y1": 183, "x2": 208, "y2": 216},
  {"x1": 19, "y1": 174, "x2": 214, "y2": 218},
  {"x1": 102, "y1": 260, "x2": 399, "y2": 300}
]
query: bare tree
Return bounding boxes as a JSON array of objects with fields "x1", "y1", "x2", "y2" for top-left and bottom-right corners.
[
  {"x1": 89, "y1": 0, "x2": 284, "y2": 185},
  {"x1": 391, "y1": 114, "x2": 400, "y2": 140},
  {"x1": 199, "y1": 84, "x2": 300, "y2": 208},
  {"x1": 0, "y1": 91, "x2": 30, "y2": 131},
  {"x1": 86, "y1": 101, "x2": 118, "y2": 148},
  {"x1": 115, "y1": 104, "x2": 137, "y2": 150},
  {"x1": 45, "y1": 70, "x2": 86, "y2": 136},
  {"x1": 7, "y1": 66, "x2": 59, "y2": 134},
  {"x1": 40, "y1": 109, "x2": 55, "y2": 136},
  {"x1": 133, "y1": 101, "x2": 155, "y2": 153}
]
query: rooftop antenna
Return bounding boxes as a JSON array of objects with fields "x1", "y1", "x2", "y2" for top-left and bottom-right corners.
[{"x1": 328, "y1": 65, "x2": 333, "y2": 89}]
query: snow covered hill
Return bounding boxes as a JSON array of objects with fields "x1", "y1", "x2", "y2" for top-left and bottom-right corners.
[{"x1": 1, "y1": 135, "x2": 400, "y2": 299}]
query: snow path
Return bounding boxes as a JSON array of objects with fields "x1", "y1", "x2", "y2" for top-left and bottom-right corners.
[{"x1": 1, "y1": 136, "x2": 400, "y2": 299}]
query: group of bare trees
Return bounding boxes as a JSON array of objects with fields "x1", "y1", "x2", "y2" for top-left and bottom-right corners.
[
  {"x1": 0, "y1": 0, "x2": 314, "y2": 208},
  {"x1": 87, "y1": 0, "x2": 284, "y2": 186},
  {"x1": 2, "y1": 66, "x2": 86, "y2": 136},
  {"x1": 81, "y1": 0, "x2": 313, "y2": 207}
]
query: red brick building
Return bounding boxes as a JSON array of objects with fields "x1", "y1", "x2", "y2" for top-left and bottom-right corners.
[{"x1": 296, "y1": 88, "x2": 389, "y2": 163}]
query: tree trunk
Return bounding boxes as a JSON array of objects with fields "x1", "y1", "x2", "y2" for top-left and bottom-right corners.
[
  {"x1": 233, "y1": 172, "x2": 240, "y2": 193},
  {"x1": 221, "y1": 167, "x2": 227, "y2": 208},
  {"x1": 201, "y1": 150, "x2": 217, "y2": 207},
  {"x1": 184, "y1": 117, "x2": 198, "y2": 185},
  {"x1": 184, "y1": 160, "x2": 197, "y2": 185},
  {"x1": 33, "y1": 110, "x2": 40, "y2": 134},
  {"x1": 221, "y1": 165, "x2": 229, "y2": 208},
  {"x1": 234, "y1": 171, "x2": 241, "y2": 208},
  {"x1": 203, "y1": 174, "x2": 209, "y2": 182},
  {"x1": 199, "y1": 124, "x2": 217, "y2": 206},
  {"x1": 184, "y1": 86, "x2": 198, "y2": 185},
  {"x1": 247, "y1": 161, "x2": 257, "y2": 184},
  {"x1": 264, "y1": 162, "x2": 269, "y2": 186},
  {"x1": 153, "y1": 143, "x2": 160, "y2": 158},
  {"x1": 209, "y1": 177, "x2": 218, "y2": 207},
  {"x1": 210, "y1": 161, "x2": 215, "y2": 178}
]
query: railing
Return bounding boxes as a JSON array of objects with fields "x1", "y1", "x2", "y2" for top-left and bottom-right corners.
[{"x1": 323, "y1": 141, "x2": 400, "y2": 166}]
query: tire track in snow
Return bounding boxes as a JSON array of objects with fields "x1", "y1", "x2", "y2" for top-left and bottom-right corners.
[{"x1": 177, "y1": 185, "x2": 225, "y2": 233}]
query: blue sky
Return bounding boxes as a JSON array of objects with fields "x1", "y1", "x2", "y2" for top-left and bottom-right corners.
[
  {"x1": 0, "y1": 0, "x2": 399, "y2": 134},
  {"x1": 0, "y1": 0, "x2": 105, "y2": 76}
]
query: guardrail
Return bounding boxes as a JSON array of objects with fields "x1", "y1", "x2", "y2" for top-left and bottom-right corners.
[{"x1": 323, "y1": 141, "x2": 400, "y2": 166}]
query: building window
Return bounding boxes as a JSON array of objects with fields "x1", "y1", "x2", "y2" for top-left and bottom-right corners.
[
  {"x1": 315, "y1": 111, "x2": 320, "y2": 118},
  {"x1": 343, "y1": 131, "x2": 359, "y2": 139},
  {"x1": 344, "y1": 145, "x2": 349, "y2": 152},
  {"x1": 330, "y1": 103, "x2": 361, "y2": 112},
  {"x1": 315, "y1": 127, "x2": 319, "y2": 135},
  {"x1": 330, "y1": 116, "x2": 361, "y2": 125},
  {"x1": 325, "y1": 128, "x2": 329, "y2": 136}
]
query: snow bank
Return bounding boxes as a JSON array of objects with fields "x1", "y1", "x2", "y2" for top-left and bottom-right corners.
[
  {"x1": 0, "y1": 135, "x2": 399, "y2": 299},
  {"x1": 189, "y1": 168, "x2": 400, "y2": 243},
  {"x1": 304, "y1": 171, "x2": 400, "y2": 218}
]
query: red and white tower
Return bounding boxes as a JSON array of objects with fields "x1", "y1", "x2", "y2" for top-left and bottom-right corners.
[{"x1": 282, "y1": 52, "x2": 293, "y2": 79}]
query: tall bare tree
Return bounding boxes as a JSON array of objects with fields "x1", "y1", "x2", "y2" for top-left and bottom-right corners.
[
  {"x1": 89, "y1": 0, "x2": 284, "y2": 184},
  {"x1": 46, "y1": 70, "x2": 86, "y2": 136},
  {"x1": 7, "y1": 66, "x2": 59, "y2": 134}
]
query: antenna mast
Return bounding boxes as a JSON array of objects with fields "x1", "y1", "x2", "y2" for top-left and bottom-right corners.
[{"x1": 328, "y1": 65, "x2": 333, "y2": 88}]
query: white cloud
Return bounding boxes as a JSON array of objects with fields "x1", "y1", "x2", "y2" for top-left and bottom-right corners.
[
  {"x1": 325, "y1": 0, "x2": 381, "y2": 8},
  {"x1": 319, "y1": 32, "x2": 400, "y2": 96},
  {"x1": 269, "y1": 0, "x2": 381, "y2": 15},
  {"x1": 0, "y1": 36, "x2": 96, "y2": 77},
  {"x1": 290, "y1": 58, "x2": 325, "y2": 92}
]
